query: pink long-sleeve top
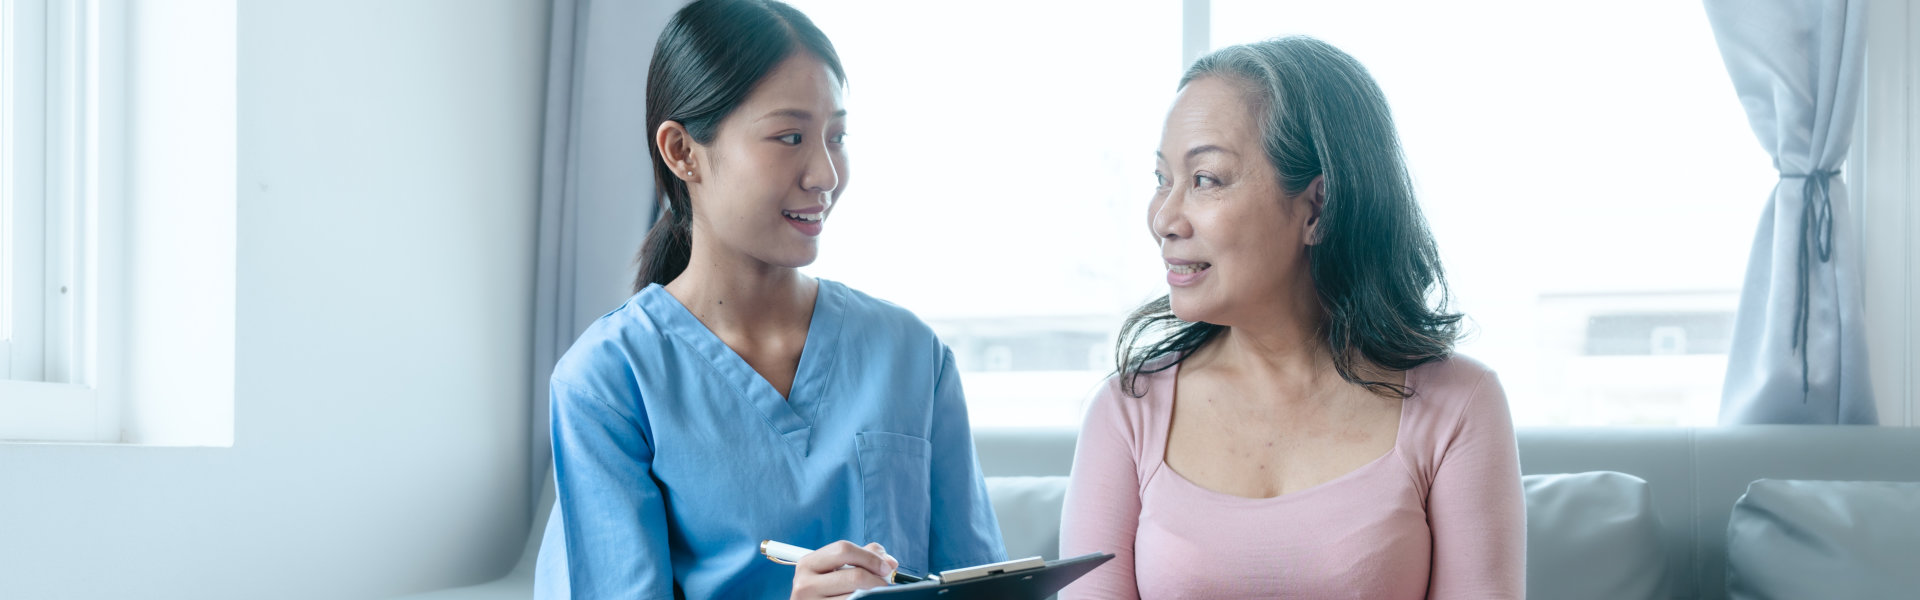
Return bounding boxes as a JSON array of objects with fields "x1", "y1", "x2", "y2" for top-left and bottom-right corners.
[{"x1": 1059, "y1": 355, "x2": 1525, "y2": 599}]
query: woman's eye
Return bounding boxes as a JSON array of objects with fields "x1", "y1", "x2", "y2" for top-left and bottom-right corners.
[
  {"x1": 1153, "y1": 171, "x2": 1168, "y2": 188},
  {"x1": 777, "y1": 133, "x2": 802, "y2": 145},
  {"x1": 828, "y1": 132, "x2": 847, "y2": 144},
  {"x1": 1193, "y1": 174, "x2": 1217, "y2": 188}
]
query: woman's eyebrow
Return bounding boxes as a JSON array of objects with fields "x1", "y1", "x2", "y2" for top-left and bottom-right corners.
[
  {"x1": 755, "y1": 108, "x2": 849, "y2": 122},
  {"x1": 1154, "y1": 144, "x2": 1236, "y2": 162},
  {"x1": 1184, "y1": 145, "x2": 1234, "y2": 160}
]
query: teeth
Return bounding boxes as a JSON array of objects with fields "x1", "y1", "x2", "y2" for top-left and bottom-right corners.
[
  {"x1": 1167, "y1": 262, "x2": 1211, "y2": 274},
  {"x1": 782, "y1": 210, "x2": 825, "y2": 223}
]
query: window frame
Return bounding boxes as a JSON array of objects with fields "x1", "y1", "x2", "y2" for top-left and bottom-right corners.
[
  {"x1": 3, "y1": 0, "x2": 45, "y2": 383},
  {"x1": 1, "y1": 0, "x2": 11, "y2": 376},
  {"x1": 0, "y1": 0, "x2": 126, "y2": 443},
  {"x1": 1858, "y1": 0, "x2": 1919, "y2": 427}
]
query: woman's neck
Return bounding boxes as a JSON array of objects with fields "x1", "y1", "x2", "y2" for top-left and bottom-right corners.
[
  {"x1": 664, "y1": 242, "x2": 816, "y2": 341},
  {"x1": 1196, "y1": 319, "x2": 1334, "y2": 396},
  {"x1": 1189, "y1": 308, "x2": 1405, "y2": 402},
  {"x1": 1187, "y1": 274, "x2": 1343, "y2": 398}
]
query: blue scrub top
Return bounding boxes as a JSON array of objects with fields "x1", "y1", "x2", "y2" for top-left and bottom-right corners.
[{"x1": 534, "y1": 279, "x2": 1006, "y2": 599}]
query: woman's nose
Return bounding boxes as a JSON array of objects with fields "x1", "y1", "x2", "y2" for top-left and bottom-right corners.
[
  {"x1": 801, "y1": 147, "x2": 840, "y2": 195},
  {"x1": 1150, "y1": 193, "x2": 1190, "y2": 241}
]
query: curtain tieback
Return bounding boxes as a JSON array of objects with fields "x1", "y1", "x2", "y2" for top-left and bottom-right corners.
[{"x1": 1780, "y1": 169, "x2": 1838, "y2": 399}]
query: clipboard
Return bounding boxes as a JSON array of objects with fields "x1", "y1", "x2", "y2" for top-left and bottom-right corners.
[{"x1": 848, "y1": 552, "x2": 1114, "y2": 599}]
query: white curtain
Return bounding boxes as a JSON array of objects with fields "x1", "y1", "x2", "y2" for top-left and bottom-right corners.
[
  {"x1": 532, "y1": 0, "x2": 680, "y2": 500},
  {"x1": 1706, "y1": 0, "x2": 1876, "y2": 424}
]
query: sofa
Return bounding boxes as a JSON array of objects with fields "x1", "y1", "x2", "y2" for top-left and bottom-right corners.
[{"x1": 398, "y1": 426, "x2": 1920, "y2": 600}]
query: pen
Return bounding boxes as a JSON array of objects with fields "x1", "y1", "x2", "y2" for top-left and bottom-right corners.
[{"x1": 759, "y1": 539, "x2": 928, "y2": 584}]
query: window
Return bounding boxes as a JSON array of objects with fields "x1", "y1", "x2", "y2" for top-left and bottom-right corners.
[
  {"x1": 785, "y1": 1, "x2": 1902, "y2": 428},
  {"x1": 1211, "y1": 0, "x2": 1775, "y2": 426},
  {"x1": 1857, "y1": 0, "x2": 1920, "y2": 427},
  {"x1": 2, "y1": 0, "x2": 111, "y2": 441},
  {"x1": 4, "y1": 0, "x2": 87, "y2": 389},
  {"x1": 1, "y1": 0, "x2": 13, "y2": 376},
  {"x1": 2, "y1": 0, "x2": 238, "y2": 445},
  {"x1": 788, "y1": 0, "x2": 1182, "y2": 428}
]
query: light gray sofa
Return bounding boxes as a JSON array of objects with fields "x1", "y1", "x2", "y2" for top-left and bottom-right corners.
[{"x1": 398, "y1": 426, "x2": 1920, "y2": 600}]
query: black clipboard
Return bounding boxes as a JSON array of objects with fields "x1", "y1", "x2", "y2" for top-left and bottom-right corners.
[{"x1": 849, "y1": 552, "x2": 1114, "y2": 599}]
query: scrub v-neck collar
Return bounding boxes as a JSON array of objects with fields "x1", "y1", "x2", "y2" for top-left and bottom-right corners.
[{"x1": 640, "y1": 279, "x2": 843, "y2": 458}]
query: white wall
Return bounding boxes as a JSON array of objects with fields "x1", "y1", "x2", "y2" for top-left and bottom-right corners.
[{"x1": 0, "y1": 0, "x2": 547, "y2": 597}]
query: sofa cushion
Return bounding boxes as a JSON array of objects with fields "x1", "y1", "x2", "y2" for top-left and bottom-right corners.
[
  {"x1": 1726, "y1": 479, "x2": 1920, "y2": 600},
  {"x1": 986, "y1": 476, "x2": 1069, "y2": 561},
  {"x1": 1524, "y1": 471, "x2": 1667, "y2": 600}
]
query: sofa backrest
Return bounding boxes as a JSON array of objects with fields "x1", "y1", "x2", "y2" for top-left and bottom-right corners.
[{"x1": 972, "y1": 425, "x2": 1920, "y2": 600}]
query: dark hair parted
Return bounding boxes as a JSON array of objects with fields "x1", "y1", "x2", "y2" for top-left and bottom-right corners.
[
  {"x1": 1115, "y1": 36, "x2": 1462, "y2": 398},
  {"x1": 635, "y1": 0, "x2": 846, "y2": 292}
]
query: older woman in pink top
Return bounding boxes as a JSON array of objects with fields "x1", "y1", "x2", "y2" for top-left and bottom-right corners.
[{"x1": 1059, "y1": 36, "x2": 1525, "y2": 599}]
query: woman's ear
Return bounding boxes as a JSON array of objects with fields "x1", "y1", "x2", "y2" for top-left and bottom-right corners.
[
  {"x1": 1303, "y1": 175, "x2": 1327, "y2": 245},
  {"x1": 656, "y1": 120, "x2": 698, "y2": 183}
]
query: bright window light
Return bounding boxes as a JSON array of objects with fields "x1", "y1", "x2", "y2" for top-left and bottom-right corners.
[
  {"x1": 790, "y1": 0, "x2": 1182, "y2": 428},
  {"x1": 788, "y1": 0, "x2": 1771, "y2": 427},
  {"x1": 1213, "y1": 0, "x2": 1775, "y2": 425}
]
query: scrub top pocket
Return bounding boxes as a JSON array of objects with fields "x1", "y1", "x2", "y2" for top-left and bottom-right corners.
[{"x1": 854, "y1": 430, "x2": 933, "y2": 576}]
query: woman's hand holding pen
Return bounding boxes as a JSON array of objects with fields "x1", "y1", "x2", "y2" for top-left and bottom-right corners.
[{"x1": 790, "y1": 540, "x2": 899, "y2": 600}]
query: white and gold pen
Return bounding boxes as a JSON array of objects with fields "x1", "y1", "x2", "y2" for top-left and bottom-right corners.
[{"x1": 759, "y1": 539, "x2": 926, "y2": 584}]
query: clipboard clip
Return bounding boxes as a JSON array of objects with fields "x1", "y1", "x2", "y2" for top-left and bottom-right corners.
[{"x1": 933, "y1": 556, "x2": 1047, "y2": 583}]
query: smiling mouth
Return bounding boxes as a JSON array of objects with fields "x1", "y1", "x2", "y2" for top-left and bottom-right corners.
[
  {"x1": 782, "y1": 210, "x2": 824, "y2": 223},
  {"x1": 1167, "y1": 262, "x2": 1211, "y2": 274}
]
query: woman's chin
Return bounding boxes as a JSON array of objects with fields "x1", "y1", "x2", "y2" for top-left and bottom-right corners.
[
  {"x1": 1167, "y1": 293, "x2": 1220, "y2": 325},
  {"x1": 763, "y1": 246, "x2": 819, "y2": 270}
]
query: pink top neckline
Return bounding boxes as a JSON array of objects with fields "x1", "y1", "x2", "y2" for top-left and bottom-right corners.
[
  {"x1": 1059, "y1": 354, "x2": 1526, "y2": 600},
  {"x1": 1147, "y1": 360, "x2": 1420, "y2": 505}
]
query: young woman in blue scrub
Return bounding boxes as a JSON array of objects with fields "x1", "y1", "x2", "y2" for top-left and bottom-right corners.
[{"x1": 532, "y1": 1, "x2": 1006, "y2": 598}]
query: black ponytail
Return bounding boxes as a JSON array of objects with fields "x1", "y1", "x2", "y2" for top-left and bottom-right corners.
[{"x1": 636, "y1": 0, "x2": 845, "y2": 291}]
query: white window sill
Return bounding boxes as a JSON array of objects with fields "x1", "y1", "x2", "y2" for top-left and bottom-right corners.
[{"x1": 0, "y1": 379, "x2": 105, "y2": 442}]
